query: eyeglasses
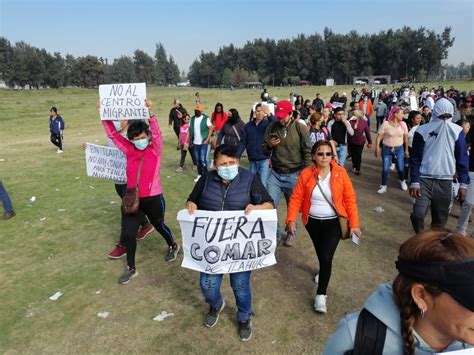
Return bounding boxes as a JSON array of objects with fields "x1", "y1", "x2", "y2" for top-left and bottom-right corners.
[{"x1": 316, "y1": 152, "x2": 333, "y2": 157}]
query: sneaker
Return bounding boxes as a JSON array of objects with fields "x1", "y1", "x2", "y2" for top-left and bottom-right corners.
[
  {"x1": 400, "y1": 180, "x2": 408, "y2": 191},
  {"x1": 314, "y1": 273, "x2": 319, "y2": 284},
  {"x1": 238, "y1": 320, "x2": 253, "y2": 341},
  {"x1": 57, "y1": 149, "x2": 63, "y2": 154},
  {"x1": 175, "y1": 166, "x2": 184, "y2": 173},
  {"x1": 354, "y1": 170, "x2": 361, "y2": 176},
  {"x1": 165, "y1": 244, "x2": 180, "y2": 262},
  {"x1": 108, "y1": 244, "x2": 127, "y2": 259},
  {"x1": 283, "y1": 234, "x2": 294, "y2": 247},
  {"x1": 1, "y1": 211, "x2": 16, "y2": 220},
  {"x1": 118, "y1": 267, "x2": 138, "y2": 285},
  {"x1": 194, "y1": 175, "x2": 201, "y2": 182},
  {"x1": 390, "y1": 163, "x2": 395, "y2": 171},
  {"x1": 136, "y1": 225, "x2": 154, "y2": 240},
  {"x1": 314, "y1": 294, "x2": 327, "y2": 313},
  {"x1": 205, "y1": 300, "x2": 226, "y2": 328},
  {"x1": 377, "y1": 185, "x2": 387, "y2": 194}
]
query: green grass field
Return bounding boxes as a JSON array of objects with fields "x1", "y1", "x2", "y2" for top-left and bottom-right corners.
[{"x1": 0, "y1": 81, "x2": 472, "y2": 354}]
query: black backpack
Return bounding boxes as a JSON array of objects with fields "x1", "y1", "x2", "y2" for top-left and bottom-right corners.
[{"x1": 344, "y1": 308, "x2": 387, "y2": 355}]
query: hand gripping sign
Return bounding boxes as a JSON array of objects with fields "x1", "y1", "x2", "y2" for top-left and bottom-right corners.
[{"x1": 177, "y1": 209, "x2": 278, "y2": 274}]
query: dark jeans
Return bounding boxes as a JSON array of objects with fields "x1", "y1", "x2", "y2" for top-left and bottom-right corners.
[
  {"x1": 179, "y1": 145, "x2": 196, "y2": 167},
  {"x1": 410, "y1": 178, "x2": 452, "y2": 234},
  {"x1": 305, "y1": 217, "x2": 341, "y2": 295},
  {"x1": 376, "y1": 116, "x2": 385, "y2": 131},
  {"x1": 200, "y1": 271, "x2": 252, "y2": 321},
  {"x1": 0, "y1": 180, "x2": 13, "y2": 213},
  {"x1": 114, "y1": 184, "x2": 150, "y2": 245},
  {"x1": 50, "y1": 133, "x2": 63, "y2": 150},
  {"x1": 349, "y1": 144, "x2": 364, "y2": 171},
  {"x1": 122, "y1": 194, "x2": 175, "y2": 269},
  {"x1": 193, "y1": 143, "x2": 209, "y2": 175}
]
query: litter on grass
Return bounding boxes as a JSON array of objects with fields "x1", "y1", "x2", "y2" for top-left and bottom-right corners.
[
  {"x1": 97, "y1": 312, "x2": 109, "y2": 319},
  {"x1": 373, "y1": 206, "x2": 385, "y2": 213},
  {"x1": 40, "y1": 217, "x2": 47, "y2": 221},
  {"x1": 30, "y1": 196, "x2": 36, "y2": 202},
  {"x1": 58, "y1": 209, "x2": 66, "y2": 212},
  {"x1": 49, "y1": 291, "x2": 63, "y2": 301},
  {"x1": 153, "y1": 311, "x2": 174, "y2": 321}
]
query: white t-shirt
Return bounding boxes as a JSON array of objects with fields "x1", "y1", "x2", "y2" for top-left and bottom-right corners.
[
  {"x1": 309, "y1": 172, "x2": 337, "y2": 219},
  {"x1": 193, "y1": 115, "x2": 212, "y2": 145}
]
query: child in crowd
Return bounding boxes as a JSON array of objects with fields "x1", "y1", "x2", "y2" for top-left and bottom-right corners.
[{"x1": 176, "y1": 115, "x2": 192, "y2": 172}]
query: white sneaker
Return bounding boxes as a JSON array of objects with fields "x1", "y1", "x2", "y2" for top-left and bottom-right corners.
[
  {"x1": 314, "y1": 294, "x2": 327, "y2": 313},
  {"x1": 314, "y1": 274, "x2": 319, "y2": 283},
  {"x1": 57, "y1": 149, "x2": 63, "y2": 154},
  {"x1": 400, "y1": 180, "x2": 408, "y2": 191},
  {"x1": 390, "y1": 163, "x2": 395, "y2": 171},
  {"x1": 194, "y1": 175, "x2": 201, "y2": 182},
  {"x1": 377, "y1": 185, "x2": 387, "y2": 194},
  {"x1": 175, "y1": 167, "x2": 184, "y2": 173}
]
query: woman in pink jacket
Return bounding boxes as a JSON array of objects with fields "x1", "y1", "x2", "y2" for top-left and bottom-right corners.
[{"x1": 102, "y1": 99, "x2": 179, "y2": 284}]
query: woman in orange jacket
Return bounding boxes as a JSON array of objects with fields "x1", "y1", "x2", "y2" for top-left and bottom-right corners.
[{"x1": 286, "y1": 140, "x2": 361, "y2": 313}]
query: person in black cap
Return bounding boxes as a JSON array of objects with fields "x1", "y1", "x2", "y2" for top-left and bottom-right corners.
[{"x1": 324, "y1": 229, "x2": 474, "y2": 354}]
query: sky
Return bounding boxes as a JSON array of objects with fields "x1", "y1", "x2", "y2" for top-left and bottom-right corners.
[{"x1": 1, "y1": 0, "x2": 473, "y2": 74}]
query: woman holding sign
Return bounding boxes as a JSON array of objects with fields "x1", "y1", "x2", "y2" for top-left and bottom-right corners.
[
  {"x1": 186, "y1": 144, "x2": 274, "y2": 341},
  {"x1": 286, "y1": 140, "x2": 361, "y2": 313},
  {"x1": 102, "y1": 99, "x2": 180, "y2": 285}
]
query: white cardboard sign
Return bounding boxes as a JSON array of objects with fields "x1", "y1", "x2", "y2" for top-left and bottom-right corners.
[
  {"x1": 99, "y1": 83, "x2": 148, "y2": 120},
  {"x1": 85, "y1": 143, "x2": 126, "y2": 183}
]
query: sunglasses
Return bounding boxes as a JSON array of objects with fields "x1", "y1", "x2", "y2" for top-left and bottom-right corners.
[{"x1": 316, "y1": 152, "x2": 333, "y2": 157}]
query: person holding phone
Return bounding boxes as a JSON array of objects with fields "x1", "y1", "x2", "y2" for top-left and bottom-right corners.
[{"x1": 286, "y1": 140, "x2": 361, "y2": 313}]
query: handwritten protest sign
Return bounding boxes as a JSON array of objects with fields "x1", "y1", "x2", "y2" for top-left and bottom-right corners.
[
  {"x1": 177, "y1": 209, "x2": 277, "y2": 274},
  {"x1": 85, "y1": 143, "x2": 126, "y2": 183},
  {"x1": 99, "y1": 83, "x2": 148, "y2": 120}
]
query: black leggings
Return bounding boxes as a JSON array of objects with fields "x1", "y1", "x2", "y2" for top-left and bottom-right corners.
[
  {"x1": 114, "y1": 184, "x2": 150, "y2": 245},
  {"x1": 305, "y1": 217, "x2": 341, "y2": 295},
  {"x1": 122, "y1": 194, "x2": 175, "y2": 269},
  {"x1": 179, "y1": 145, "x2": 197, "y2": 167},
  {"x1": 349, "y1": 144, "x2": 364, "y2": 171},
  {"x1": 50, "y1": 133, "x2": 63, "y2": 150}
]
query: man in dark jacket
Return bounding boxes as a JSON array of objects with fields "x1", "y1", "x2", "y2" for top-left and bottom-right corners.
[
  {"x1": 49, "y1": 106, "x2": 65, "y2": 153},
  {"x1": 168, "y1": 99, "x2": 188, "y2": 148},
  {"x1": 237, "y1": 104, "x2": 275, "y2": 185},
  {"x1": 263, "y1": 100, "x2": 312, "y2": 246}
]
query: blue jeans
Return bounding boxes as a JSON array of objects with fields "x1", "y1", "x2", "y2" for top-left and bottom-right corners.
[
  {"x1": 249, "y1": 159, "x2": 270, "y2": 187},
  {"x1": 266, "y1": 170, "x2": 300, "y2": 239},
  {"x1": 336, "y1": 145, "x2": 348, "y2": 167},
  {"x1": 381, "y1": 145, "x2": 405, "y2": 185},
  {"x1": 0, "y1": 181, "x2": 13, "y2": 213},
  {"x1": 193, "y1": 143, "x2": 209, "y2": 176},
  {"x1": 200, "y1": 271, "x2": 252, "y2": 321}
]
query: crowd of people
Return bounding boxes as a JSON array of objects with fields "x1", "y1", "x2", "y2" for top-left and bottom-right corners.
[{"x1": 4, "y1": 84, "x2": 474, "y2": 351}]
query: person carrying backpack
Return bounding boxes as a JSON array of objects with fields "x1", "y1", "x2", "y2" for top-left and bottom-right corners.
[{"x1": 323, "y1": 229, "x2": 474, "y2": 355}]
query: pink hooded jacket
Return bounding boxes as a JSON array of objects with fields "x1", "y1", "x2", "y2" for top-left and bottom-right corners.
[{"x1": 102, "y1": 116, "x2": 163, "y2": 198}]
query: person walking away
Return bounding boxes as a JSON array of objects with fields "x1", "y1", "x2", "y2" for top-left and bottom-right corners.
[
  {"x1": 410, "y1": 98, "x2": 470, "y2": 233},
  {"x1": 102, "y1": 99, "x2": 180, "y2": 284},
  {"x1": 49, "y1": 106, "x2": 65, "y2": 153},
  {"x1": 263, "y1": 100, "x2": 312, "y2": 247},
  {"x1": 375, "y1": 98, "x2": 388, "y2": 131},
  {"x1": 286, "y1": 141, "x2": 361, "y2": 313},
  {"x1": 347, "y1": 110, "x2": 372, "y2": 175},
  {"x1": 0, "y1": 180, "x2": 15, "y2": 220},
  {"x1": 375, "y1": 106, "x2": 409, "y2": 194},
  {"x1": 236, "y1": 103, "x2": 273, "y2": 185},
  {"x1": 186, "y1": 144, "x2": 274, "y2": 341},
  {"x1": 327, "y1": 107, "x2": 354, "y2": 167},
  {"x1": 188, "y1": 105, "x2": 213, "y2": 182}
]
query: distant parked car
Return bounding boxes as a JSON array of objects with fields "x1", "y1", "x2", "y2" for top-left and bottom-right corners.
[
  {"x1": 373, "y1": 80, "x2": 381, "y2": 85},
  {"x1": 354, "y1": 80, "x2": 367, "y2": 85}
]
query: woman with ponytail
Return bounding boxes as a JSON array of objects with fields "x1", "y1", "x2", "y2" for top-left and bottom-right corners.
[{"x1": 323, "y1": 229, "x2": 474, "y2": 354}]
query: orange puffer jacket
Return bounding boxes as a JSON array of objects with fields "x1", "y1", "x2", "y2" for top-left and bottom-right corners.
[{"x1": 285, "y1": 161, "x2": 360, "y2": 228}]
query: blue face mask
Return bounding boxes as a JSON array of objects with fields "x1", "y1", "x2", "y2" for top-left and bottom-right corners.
[
  {"x1": 113, "y1": 121, "x2": 122, "y2": 131},
  {"x1": 217, "y1": 165, "x2": 239, "y2": 181},
  {"x1": 133, "y1": 138, "x2": 149, "y2": 150}
]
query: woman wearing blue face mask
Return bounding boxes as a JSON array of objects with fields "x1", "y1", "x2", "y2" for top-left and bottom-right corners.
[
  {"x1": 185, "y1": 144, "x2": 274, "y2": 341},
  {"x1": 102, "y1": 99, "x2": 179, "y2": 285}
]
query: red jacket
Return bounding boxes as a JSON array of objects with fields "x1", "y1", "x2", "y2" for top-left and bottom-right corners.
[
  {"x1": 285, "y1": 161, "x2": 360, "y2": 228},
  {"x1": 211, "y1": 112, "x2": 228, "y2": 132}
]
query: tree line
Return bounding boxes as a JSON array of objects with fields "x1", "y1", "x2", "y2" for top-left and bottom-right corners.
[
  {"x1": 188, "y1": 26, "x2": 457, "y2": 87},
  {"x1": 0, "y1": 39, "x2": 181, "y2": 89}
]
